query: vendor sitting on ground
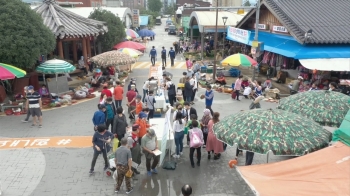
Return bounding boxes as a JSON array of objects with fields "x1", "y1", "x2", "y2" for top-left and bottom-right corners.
[
  {"x1": 215, "y1": 72, "x2": 227, "y2": 86},
  {"x1": 289, "y1": 76, "x2": 303, "y2": 95},
  {"x1": 241, "y1": 79, "x2": 249, "y2": 89},
  {"x1": 262, "y1": 79, "x2": 272, "y2": 91},
  {"x1": 39, "y1": 84, "x2": 50, "y2": 98}
]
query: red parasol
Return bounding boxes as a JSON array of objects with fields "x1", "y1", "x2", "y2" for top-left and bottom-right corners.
[{"x1": 113, "y1": 41, "x2": 146, "y2": 51}]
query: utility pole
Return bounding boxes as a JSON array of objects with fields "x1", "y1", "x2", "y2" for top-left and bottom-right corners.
[
  {"x1": 252, "y1": 0, "x2": 260, "y2": 81},
  {"x1": 212, "y1": 0, "x2": 219, "y2": 80}
]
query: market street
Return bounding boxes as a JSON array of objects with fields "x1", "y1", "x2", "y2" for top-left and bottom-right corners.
[{"x1": 0, "y1": 19, "x2": 288, "y2": 196}]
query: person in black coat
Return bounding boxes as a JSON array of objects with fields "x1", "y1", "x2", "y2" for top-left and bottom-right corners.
[
  {"x1": 184, "y1": 77, "x2": 193, "y2": 103},
  {"x1": 184, "y1": 101, "x2": 197, "y2": 121}
]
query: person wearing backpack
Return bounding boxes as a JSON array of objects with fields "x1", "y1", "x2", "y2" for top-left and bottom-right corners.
[
  {"x1": 165, "y1": 77, "x2": 176, "y2": 107},
  {"x1": 206, "y1": 112, "x2": 224, "y2": 160},
  {"x1": 145, "y1": 90, "x2": 156, "y2": 120},
  {"x1": 172, "y1": 112, "x2": 186, "y2": 159},
  {"x1": 189, "y1": 120, "x2": 204, "y2": 168},
  {"x1": 173, "y1": 103, "x2": 187, "y2": 121}
]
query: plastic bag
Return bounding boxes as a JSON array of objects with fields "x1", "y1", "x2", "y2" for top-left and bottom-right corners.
[{"x1": 112, "y1": 138, "x2": 119, "y2": 152}]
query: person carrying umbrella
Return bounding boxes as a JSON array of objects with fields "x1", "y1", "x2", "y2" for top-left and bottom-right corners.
[
  {"x1": 149, "y1": 46, "x2": 157, "y2": 66},
  {"x1": 161, "y1": 46, "x2": 167, "y2": 67},
  {"x1": 168, "y1": 47, "x2": 176, "y2": 67}
]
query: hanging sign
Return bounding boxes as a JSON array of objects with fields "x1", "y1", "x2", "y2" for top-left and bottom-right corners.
[
  {"x1": 273, "y1": 25, "x2": 288, "y2": 33},
  {"x1": 254, "y1": 23, "x2": 267, "y2": 30},
  {"x1": 132, "y1": 9, "x2": 140, "y2": 27},
  {"x1": 226, "y1": 27, "x2": 251, "y2": 44}
]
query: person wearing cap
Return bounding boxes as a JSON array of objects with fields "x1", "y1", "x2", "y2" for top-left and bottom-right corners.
[
  {"x1": 161, "y1": 46, "x2": 167, "y2": 67},
  {"x1": 149, "y1": 46, "x2": 157, "y2": 66},
  {"x1": 135, "y1": 112, "x2": 150, "y2": 144},
  {"x1": 114, "y1": 137, "x2": 133, "y2": 194},
  {"x1": 289, "y1": 76, "x2": 303, "y2": 95},
  {"x1": 126, "y1": 85, "x2": 137, "y2": 121},
  {"x1": 92, "y1": 104, "x2": 106, "y2": 131},
  {"x1": 127, "y1": 124, "x2": 142, "y2": 174},
  {"x1": 141, "y1": 129, "x2": 159, "y2": 176},
  {"x1": 89, "y1": 124, "x2": 114, "y2": 174},
  {"x1": 168, "y1": 47, "x2": 176, "y2": 66},
  {"x1": 101, "y1": 83, "x2": 112, "y2": 97},
  {"x1": 25, "y1": 85, "x2": 43, "y2": 128}
]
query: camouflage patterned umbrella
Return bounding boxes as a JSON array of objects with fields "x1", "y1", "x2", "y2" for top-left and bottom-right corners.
[
  {"x1": 213, "y1": 109, "x2": 332, "y2": 156},
  {"x1": 90, "y1": 50, "x2": 136, "y2": 67},
  {"x1": 277, "y1": 90, "x2": 350, "y2": 127}
]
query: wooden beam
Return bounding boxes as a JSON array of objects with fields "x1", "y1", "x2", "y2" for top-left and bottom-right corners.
[
  {"x1": 57, "y1": 39, "x2": 64, "y2": 59},
  {"x1": 62, "y1": 37, "x2": 84, "y2": 41},
  {"x1": 86, "y1": 37, "x2": 91, "y2": 57},
  {"x1": 82, "y1": 38, "x2": 88, "y2": 65},
  {"x1": 72, "y1": 41, "x2": 77, "y2": 63}
]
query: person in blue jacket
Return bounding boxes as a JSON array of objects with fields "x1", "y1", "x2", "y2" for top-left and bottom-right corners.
[
  {"x1": 149, "y1": 46, "x2": 157, "y2": 66},
  {"x1": 168, "y1": 47, "x2": 176, "y2": 67},
  {"x1": 92, "y1": 104, "x2": 106, "y2": 131},
  {"x1": 89, "y1": 124, "x2": 114, "y2": 174},
  {"x1": 204, "y1": 85, "x2": 214, "y2": 116}
]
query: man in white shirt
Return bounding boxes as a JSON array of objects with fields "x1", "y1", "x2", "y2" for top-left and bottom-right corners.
[{"x1": 190, "y1": 74, "x2": 197, "y2": 104}]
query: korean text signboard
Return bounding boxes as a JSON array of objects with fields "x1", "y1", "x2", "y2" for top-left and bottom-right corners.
[
  {"x1": 132, "y1": 9, "x2": 140, "y2": 27},
  {"x1": 226, "y1": 27, "x2": 251, "y2": 44}
]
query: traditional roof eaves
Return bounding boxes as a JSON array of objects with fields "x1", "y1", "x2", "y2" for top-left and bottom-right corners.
[{"x1": 34, "y1": 0, "x2": 108, "y2": 39}]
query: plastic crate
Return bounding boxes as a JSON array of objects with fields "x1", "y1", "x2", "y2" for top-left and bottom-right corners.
[{"x1": 206, "y1": 68, "x2": 213, "y2": 73}]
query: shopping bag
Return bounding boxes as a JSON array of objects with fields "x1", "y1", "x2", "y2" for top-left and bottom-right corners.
[
  {"x1": 125, "y1": 170, "x2": 133, "y2": 178},
  {"x1": 112, "y1": 138, "x2": 119, "y2": 152}
]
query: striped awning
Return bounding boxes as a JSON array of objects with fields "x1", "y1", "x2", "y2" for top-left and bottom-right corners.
[{"x1": 36, "y1": 59, "x2": 76, "y2": 74}]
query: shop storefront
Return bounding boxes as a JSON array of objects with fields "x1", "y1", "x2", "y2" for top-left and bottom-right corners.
[{"x1": 226, "y1": 0, "x2": 350, "y2": 93}]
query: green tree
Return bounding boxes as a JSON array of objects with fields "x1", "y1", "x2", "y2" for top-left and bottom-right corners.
[
  {"x1": 0, "y1": 0, "x2": 56, "y2": 70},
  {"x1": 147, "y1": 0, "x2": 163, "y2": 13},
  {"x1": 89, "y1": 8, "x2": 126, "y2": 52},
  {"x1": 243, "y1": 1, "x2": 251, "y2": 6},
  {"x1": 164, "y1": 3, "x2": 176, "y2": 15}
]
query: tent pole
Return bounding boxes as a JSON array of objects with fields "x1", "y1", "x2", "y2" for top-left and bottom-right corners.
[{"x1": 56, "y1": 73, "x2": 58, "y2": 94}]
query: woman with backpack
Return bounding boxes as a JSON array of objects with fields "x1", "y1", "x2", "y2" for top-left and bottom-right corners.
[
  {"x1": 172, "y1": 112, "x2": 186, "y2": 159},
  {"x1": 189, "y1": 120, "x2": 204, "y2": 168},
  {"x1": 206, "y1": 112, "x2": 224, "y2": 160}
]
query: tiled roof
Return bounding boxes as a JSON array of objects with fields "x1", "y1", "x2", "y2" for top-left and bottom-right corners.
[
  {"x1": 34, "y1": 0, "x2": 108, "y2": 39},
  {"x1": 237, "y1": 0, "x2": 350, "y2": 44}
]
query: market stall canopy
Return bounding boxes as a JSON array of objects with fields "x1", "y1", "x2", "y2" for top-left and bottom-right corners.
[
  {"x1": 332, "y1": 109, "x2": 350, "y2": 146},
  {"x1": 113, "y1": 41, "x2": 146, "y2": 51},
  {"x1": 117, "y1": 48, "x2": 143, "y2": 58},
  {"x1": 237, "y1": 142, "x2": 350, "y2": 196},
  {"x1": 300, "y1": 58, "x2": 350, "y2": 71},
  {"x1": 137, "y1": 29, "x2": 156, "y2": 37},
  {"x1": 0, "y1": 63, "x2": 26, "y2": 80},
  {"x1": 213, "y1": 109, "x2": 332, "y2": 156},
  {"x1": 125, "y1": 28, "x2": 140, "y2": 38},
  {"x1": 189, "y1": 11, "x2": 246, "y2": 33},
  {"x1": 34, "y1": 0, "x2": 108, "y2": 39},
  {"x1": 90, "y1": 51, "x2": 136, "y2": 67},
  {"x1": 221, "y1": 53, "x2": 258, "y2": 67},
  {"x1": 64, "y1": 7, "x2": 132, "y2": 24},
  {"x1": 277, "y1": 90, "x2": 350, "y2": 127},
  {"x1": 36, "y1": 59, "x2": 76, "y2": 74}
]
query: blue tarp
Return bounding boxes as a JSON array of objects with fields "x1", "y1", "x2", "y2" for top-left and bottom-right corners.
[
  {"x1": 227, "y1": 31, "x2": 350, "y2": 59},
  {"x1": 139, "y1": 16, "x2": 149, "y2": 26}
]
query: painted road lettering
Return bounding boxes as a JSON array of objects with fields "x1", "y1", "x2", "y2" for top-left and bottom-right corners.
[{"x1": 0, "y1": 136, "x2": 92, "y2": 149}]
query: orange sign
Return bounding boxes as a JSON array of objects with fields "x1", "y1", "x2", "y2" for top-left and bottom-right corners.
[{"x1": 0, "y1": 136, "x2": 93, "y2": 150}]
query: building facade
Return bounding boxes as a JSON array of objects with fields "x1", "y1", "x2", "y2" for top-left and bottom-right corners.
[
  {"x1": 212, "y1": 0, "x2": 243, "y2": 6},
  {"x1": 176, "y1": 0, "x2": 211, "y2": 16},
  {"x1": 122, "y1": 0, "x2": 143, "y2": 10}
]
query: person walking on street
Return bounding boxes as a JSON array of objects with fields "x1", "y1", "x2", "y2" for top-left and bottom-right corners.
[
  {"x1": 190, "y1": 74, "x2": 197, "y2": 104},
  {"x1": 234, "y1": 75, "x2": 243, "y2": 101},
  {"x1": 192, "y1": 60, "x2": 200, "y2": 73},
  {"x1": 161, "y1": 46, "x2": 167, "y2": 67},
  {"x1": 184, "y1": 77, "x2": 193, "y2": 103},
  {"x1": 165, "y1": 77, "x2": 176, "y2": 107},
  {"x1": 200, "y1": 109, "x2": 212, "y2": 147},
  {"x1": 112, "y1": 107, "x2": 128, "y2": 146},
  {"x1": 113, "y1": 81, "x2": 124, "y2": 108},
  {"x1": 89, "y1": 124, "x2": 114, "y2": 174},
  {"x1": 25, "y1": 85, "x2": 43, "y2": 128},
  {"x1": 141, "y1": 129, "x2": 160, "y2": 176},
  {"x1": 105, "y1": 97, "x2": 116, "y2": 131},
  {"x1": 179, "y1": 72, "x2": 187, "y2": 100},
  {"x1": 101, "y1": 83, "x2": 112, "y2": 97},
  {"x1": 126, "y1": 85, "x2": 137, "y2": 121},
  {"x1": 162, "y1": 67, "x2": 173, "y2": 79},
  {"x1": 206, "y1": 112, "x2": 224, "y2": 160},
  {"x1": 142, "y1": 77, "x2": 153, "y2": 103},
  {"x1": 145, "y1": 90, "x2": 156, "y2": 120},
  {"x1": 189, "y1": 120, "x2": 204, "y2": 168},
  {"x1": 135, "y1": 112, "x2": 151, "y2": 145},
  {"x1": 168, "y1": 47, "x2": 176, "y2": 67},
  {"x1": 204, "y1": 85, "x2": 214, "y2": 116},
  {"x1": 114, "y1": 138, "x2": 133, "y2": 194},
  {"x1": 92, "y1": 104, "x2": 106, "y2": 131},
  {"x1": 127, "y1": 124, "x2": 142, "y2": 174},
  {"x1": 172, "y1": 112, "x2": 185, "y2": 159},
  {"x1": 149, "y1": 46, "x2": 157, "y2": 66}
]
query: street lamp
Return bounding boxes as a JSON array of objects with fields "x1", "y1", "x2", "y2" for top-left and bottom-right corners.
[{"x1": 222, "y1": 16, "x2": 228, "y2": 58}]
